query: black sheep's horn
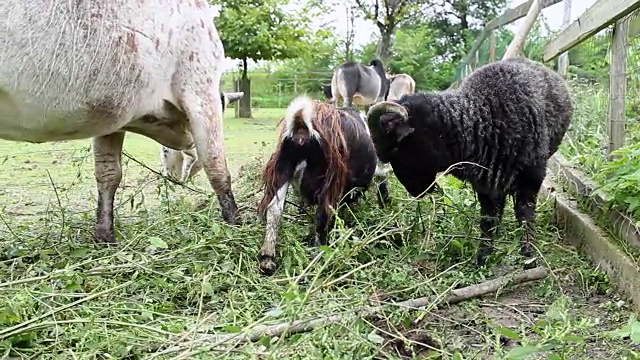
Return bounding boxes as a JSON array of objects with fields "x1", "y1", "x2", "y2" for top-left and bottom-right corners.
[{"x1": 367, "y1": 101, "x2": 408, "y2": 135}]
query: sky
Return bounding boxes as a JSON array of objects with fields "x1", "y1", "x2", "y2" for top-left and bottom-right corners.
[{"x1": 218, "y1": 0, "x2": 597, "y2": 72}]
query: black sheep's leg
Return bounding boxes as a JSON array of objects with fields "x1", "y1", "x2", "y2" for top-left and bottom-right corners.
[
  {"x1": 476, "y1": 191, "x2": 506, "y2": 267},
  {"x1": 514, "y1": 167, "x2": 546, "y2": 269}
]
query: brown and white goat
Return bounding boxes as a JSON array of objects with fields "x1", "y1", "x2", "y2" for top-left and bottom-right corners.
[{"x1": 257, "y1": 96, "x2": 390, "y2": 275}]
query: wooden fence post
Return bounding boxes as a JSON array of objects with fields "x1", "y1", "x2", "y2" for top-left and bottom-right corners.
[
  {"x1": 557, "y1": 0, "x2": 572, "y2": 76},
  {"x1": 608, "y1": 16, "x2": 630, "y2": 157},
  {"x1": 489, "y1": 30, "x2": 496, "y2": 62}
]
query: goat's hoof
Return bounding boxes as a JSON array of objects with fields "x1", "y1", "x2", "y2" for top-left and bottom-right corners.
[
  {"x1": 219, "y1": 194, "x2": 242, "y2": 226},
  {"x1": 258, "y1": 255, "x2": 277, "y2": 276},
  {"x1": 304, "y1": 234, "x2": 320, "y2": 247},
  {"x1": 523, "y1": 258, "x2": 538, "y2": 269}
]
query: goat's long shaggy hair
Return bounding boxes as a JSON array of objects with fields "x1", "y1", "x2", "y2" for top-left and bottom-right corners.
[
  {"x1": 369, "y1": 57, "x2": 573, "y2": 196},
  {"x1": 258, "y1": 98, "x2": 369, "y2": 218}
]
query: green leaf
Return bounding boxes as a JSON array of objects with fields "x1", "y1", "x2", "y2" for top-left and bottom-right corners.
[
  {"x1": 452, "y1": 351, "x2": 464, "y2": 360},
  {"x1": 222, "y1": 325, "x2": 241, "y2": 333},
  {"x1": 70, "y1": 247, "x2": 89, "y2": 257},
  {"x1": 148, "y1": 236, "x2": 168, "y2": 249},
  {"x1": 497, "y1": 326, "x2": 522, "y2": 341},
  {"x1": 505, "y1": 345, "x2": 539, "y2": 360},
  {"x1": 367, "y1": 330, "x2": 385, "y2": 344},
  {"x1": 630, "y1": 321, "x2": 640, "y2": 344},
  {"x1": 559, "y1": 334, "x2": 585, "y2": 343}
]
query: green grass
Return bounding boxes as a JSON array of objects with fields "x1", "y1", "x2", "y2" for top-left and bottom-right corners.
[{"x1": 0, "y1": 107, "x2": 638, "y2": 359}]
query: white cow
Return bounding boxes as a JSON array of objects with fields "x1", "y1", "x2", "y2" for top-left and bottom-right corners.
[
  {"x1": 386, "y1": 73, "x2": 416, "y2": 101},
  {"x1": 161, "y1": 91, "x2": 243, "y2": 183},
  {"x1": 0, "y1": 0, "x2": 241, "y2": 244}
]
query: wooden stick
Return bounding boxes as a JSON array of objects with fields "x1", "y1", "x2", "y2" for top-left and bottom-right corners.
[
  {"x1": 155, "y1": 267, "x2": 548, "y2": 355},
  {"x1": 503, "y1": 0, "x2": 541, "y2": 60}
]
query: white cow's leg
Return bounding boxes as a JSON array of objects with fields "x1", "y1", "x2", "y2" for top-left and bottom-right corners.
[
  {"x1": 259, "y1": 182, "x2": 289, "y2": 275},
  {"x1": 179, "y1": 89, "x2": 240, "y2": 225},
  {"x1": 93, "y1": 132, "x2": 125, "y2": 244}
]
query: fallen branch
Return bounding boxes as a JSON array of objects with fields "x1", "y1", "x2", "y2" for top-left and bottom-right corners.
[{"x1": 152, "y1": 266, "x2": 548, "y2": 357}]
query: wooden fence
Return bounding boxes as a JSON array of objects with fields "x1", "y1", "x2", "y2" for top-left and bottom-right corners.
[{"x1": 454, "y1": 0, "x2": 640, "y2": 156}]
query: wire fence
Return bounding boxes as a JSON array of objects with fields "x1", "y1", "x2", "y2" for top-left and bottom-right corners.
[{"x1": 221, "y1": 70, "x2": 333, "y2": 110}]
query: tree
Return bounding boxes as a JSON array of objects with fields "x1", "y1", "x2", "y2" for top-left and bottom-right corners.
[
  {"x1": 214, "y1": 0, "x2": 311, "y2": 117},
  {"x1": 352, "y1": 0, "x2": 423, "y2": 65},
  {"x1": 356, "y1": 23, "x2": 456, "y2": 90},
  {"x1": 418, "y1": 0, "x2": 507, "y2": 62}
]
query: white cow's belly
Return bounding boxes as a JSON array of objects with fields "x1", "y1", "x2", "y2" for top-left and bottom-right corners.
[{"x1": 0, "y1": 91, "x2": 129, "y2": 142}]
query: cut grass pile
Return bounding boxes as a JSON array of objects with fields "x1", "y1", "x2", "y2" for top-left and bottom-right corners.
[{"x1": 0, "y1": 107, "x2": 638, "y2": 359}]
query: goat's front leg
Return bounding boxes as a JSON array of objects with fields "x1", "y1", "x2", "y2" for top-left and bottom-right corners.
[
  {"x1": 306, "y1": 205, "x2": 332, "y2": 247},
  {"x1": 476, "y1": 191, "x2": 506, "y2": 267},
  {"x1": 374, "y1": 163, "x2": 392, "y2": 208},
  {"x1": 514, "y1": 168, "x2": 545, "y2": 269},
  {"x1": 259, "y1": 182, "x2": 289, "y2": 275},
  {"x1": 93, "y1": 132, "x2": 125, "y2": 244}
]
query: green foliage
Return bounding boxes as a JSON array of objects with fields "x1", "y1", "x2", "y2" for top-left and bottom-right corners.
[
  {"x1": 419, "y1": 0, "x2": 508, "y2": 60},
  {"x1": 355, "y1": 24, "x2": 455, "y2": 90},
  {"x1": 593, "y1": 143, "x2": 640, "y2": 218},
  {"x1": 558, "y1": 79, "x2": 608, "y2": 177},
  {"x1": 214, "y1": 0, "x2": 311, "y2": 76},
  {"x1": 567, "y1": 32, "x2": 611, "y2": 84}
]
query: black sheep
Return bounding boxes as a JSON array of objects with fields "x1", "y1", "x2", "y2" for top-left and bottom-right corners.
[
  {"x1": 366, "y1": 57, "x2": 573, "y2": 268},
  {"x1": 257, "y1": 96, "x2": 390, "y2": 275}
]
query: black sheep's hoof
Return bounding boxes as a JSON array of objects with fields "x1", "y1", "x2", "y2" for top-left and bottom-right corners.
[
  {"x1": 94, "y1": 227, "x2": 120, "y2": 246},
  {"x1": 258, "y1": 254, "x2": 277, "y2": 276},
  {"x1": 476, "y1": 245, "x2": 493, "y2": 267}
]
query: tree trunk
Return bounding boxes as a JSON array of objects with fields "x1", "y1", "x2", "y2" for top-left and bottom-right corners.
[
  {"x1": 238, "y1": 57, "x2": 251, "y2": 118},
  {"x1": 377, "y1": 28, "x2": 393, "y2": 65}
]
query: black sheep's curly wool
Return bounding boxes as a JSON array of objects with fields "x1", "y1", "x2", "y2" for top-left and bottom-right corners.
[
  {"x1": 368, "y1": 57, "x2": 574, "y2": 267},
  {"x1": 383, "y1": 57, "x2": 573, "y2": 198}
]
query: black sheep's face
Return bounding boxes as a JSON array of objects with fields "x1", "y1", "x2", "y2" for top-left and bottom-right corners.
[
  {"x1": 389, "y1": 147, "x2": 439, "y2": 198},
  {"x1": 372, "y1": 112, "x2": 415, "y2": 163},
  {"x1": 370, "y1": 105, "x2": 440, "y2": 198}
]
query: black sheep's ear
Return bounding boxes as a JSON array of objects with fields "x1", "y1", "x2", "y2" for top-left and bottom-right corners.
[
  {"x1": 379, "y1": 112, "x2": 414, "y2": 143},
  {"x1": 367, "y1": 101, "x2": 413, "y2": 142},
  {"x1": 394, "y1": 122, "x2": 415, "y2": 142}
]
